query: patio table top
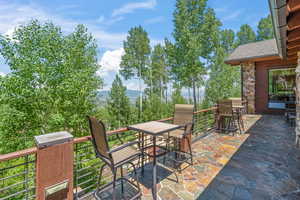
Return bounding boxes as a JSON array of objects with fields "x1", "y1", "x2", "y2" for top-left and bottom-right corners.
[{"x1": 128, "y1": 121, "x2": 181, "y2": 136}]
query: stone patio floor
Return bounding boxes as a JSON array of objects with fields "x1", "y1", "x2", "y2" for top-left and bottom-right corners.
[{"x1": 137, "y1": 115, "x2": 300, "y2": 200}]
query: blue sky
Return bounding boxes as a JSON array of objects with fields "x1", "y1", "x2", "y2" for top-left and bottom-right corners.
[{"x1": 0, "y1": 0, "x2": 271, "y2": 90}]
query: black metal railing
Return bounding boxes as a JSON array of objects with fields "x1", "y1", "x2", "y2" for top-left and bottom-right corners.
[
  {"x1": 193, "y1": 108, "x2": 216, "y2": 137},
  {"x1": 73, "y1": 107, "x2": 217, "y2": 199},
  {"x1": 0, "y1": 107, "x2": 217, "y2": 200},
  {"x1": 0, "y1": 154, "x2": 36, "y2": 200}
]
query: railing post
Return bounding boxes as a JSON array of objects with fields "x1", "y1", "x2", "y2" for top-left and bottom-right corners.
[{"x1": 34, "y1": 131, "x2": 74, "y2": 200}]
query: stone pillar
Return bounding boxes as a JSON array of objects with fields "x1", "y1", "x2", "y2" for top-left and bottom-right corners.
[
  {"x1": 241, "y1": 62, "x2": 256, "y2": 114},
  {"x1": 295, "y1": 52, "x2": 300, "y2": 147},
  {"x1": 35, "y1": 131, "x2": 74, "y2": 200}
]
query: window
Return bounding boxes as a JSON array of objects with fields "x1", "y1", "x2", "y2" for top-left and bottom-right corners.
[{"x1": 268, "y1": 68, "x2": 296, "y2": 109}]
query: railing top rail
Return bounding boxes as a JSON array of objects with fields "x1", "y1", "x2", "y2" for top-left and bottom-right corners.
[
  {"x1": 0, "y1": 147, "x2": 37, "y2": 162},
  {"x1": 0, "y1": 107, "x2": 216, "y2": 162},
  {"x1": 194, "y1": 107, "x2": 217, "y2": 114},
  {"x1": 74, "y1": 127, "x2": 128, "y2": 144}
]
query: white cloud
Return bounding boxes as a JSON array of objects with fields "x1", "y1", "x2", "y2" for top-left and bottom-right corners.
[
  {"x1": 144, "y1": 16, "x2": 164, "y2": 25},
  {"x1": 112, "y1": 0, "x2": 157, "y2": 17},
  {"x1": 150, "y1": 39, "x2": 164, "y2": 47},
  {"x1": 125, "y1": 81, "x2": 146, "y2": 91},
  {"x1": 0, "y1": 72, "x2": 6, "y2": 77},
  {"x1": 55, "y1": 4, "x2": 79, "y2": 11},
  {"x1": 222, "y1": 10, "x2": 242, "y2": 22},
  {"x1": 98, "y1": 48, "x2": 125, "y2": 76},
  {"x1": 97, "y1": 15, "x2": 124, "y2": 26},
  {"x1": 0, "y1": 1, "x2": 127, "y2": 49}
]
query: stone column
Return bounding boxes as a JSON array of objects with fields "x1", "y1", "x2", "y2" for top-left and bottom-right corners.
[
  {"x1": 295, "y1": 52, "x2": 300, "y2": 147},
  {"x1": 241, "y1": 62, "x2": 256, "y2": 114}
]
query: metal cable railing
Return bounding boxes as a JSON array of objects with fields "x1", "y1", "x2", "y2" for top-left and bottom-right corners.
[
  {"x1": 0, "y1": 153, "x2": 36, "y2": 200},
  {"x1": 0, "y1": 107, "x2": 217, "y2": 200},
  {"x1": 193, "y1": 108, "x2": 217, "y2": 136},
  {"x1": 73, "y1": 107, "x2": 217, "y2": 199}
]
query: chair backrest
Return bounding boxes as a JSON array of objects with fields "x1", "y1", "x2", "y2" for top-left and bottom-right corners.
[
  {"x1": 229, "y1": 97, "x2": 243, "y2": 107},
  {"x1": 87, "y1": 116, "x2": 110, "y2": 160},
  {"x1": 218, "y1": 100, "x2": 233, "y2": 116},
  {"x1": 173, "y1": 104, "x2": 194, "y2": 126}
]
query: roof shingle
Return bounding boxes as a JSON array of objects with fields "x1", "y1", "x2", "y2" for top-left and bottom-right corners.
[{"x1": 225, "y1": 39, "x2": 279, "y2": 64}]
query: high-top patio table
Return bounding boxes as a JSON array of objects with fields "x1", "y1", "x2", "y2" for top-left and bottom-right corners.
[{"x1": 128, "y1": 121, "x2": 181, "y2": 200}]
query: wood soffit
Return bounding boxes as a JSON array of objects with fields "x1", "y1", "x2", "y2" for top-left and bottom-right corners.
[{"x1": 286, "y1": 0, "x2": 300, "y2": 61}]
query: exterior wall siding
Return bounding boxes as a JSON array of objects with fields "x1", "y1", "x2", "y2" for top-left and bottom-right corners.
[{"x1": 254, "y1": 59, "x2": 296, "y2": 114}]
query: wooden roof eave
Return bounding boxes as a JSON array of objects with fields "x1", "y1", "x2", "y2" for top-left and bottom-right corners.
[
  {"x1": 269, "y1": 0, "x2": 287, "y2": 59},
  {"x1": 286, "y1": 0, "x2": 300, "y2": 58},
  {"x1": 225, "y1": 54, "x2": 280, "y2": 66}
]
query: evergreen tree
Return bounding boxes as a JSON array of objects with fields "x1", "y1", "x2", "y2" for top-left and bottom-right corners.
[
  {"x1": 236, "y1": 24, "x2": 256, "y2": 46},
  {"x1": 106, "y1": 75, "x2": 131, "y2": 128},
  {"x1": 171, "y1": 0, "x2": 221, "y2": 110},
  {"x1": 220, "y1": 29, "x2": 235, "y2": 53},
  {"x1": 120, "y1": 26, "x2": 151, "y2": 120},
  {"x1": 256, "y1": 14, "x2": 274, "y2": 41},
  {"x1": 171, "y1": 85, "x2": 187, "y2": 105}
]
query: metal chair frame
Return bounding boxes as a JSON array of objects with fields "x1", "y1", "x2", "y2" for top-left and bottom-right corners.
[
  {"x1": 217, "y1": 100, "x2": 243, "y2": 135},
  {"x1": 165, "y1": 104, "x2": 195, "y2": 174},
  {"x1": 87, "y1": 116, "x2": 142, "y2": 200}
]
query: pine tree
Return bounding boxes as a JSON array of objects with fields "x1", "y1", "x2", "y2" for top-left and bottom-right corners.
[
  {"x1": 256, "y1": 14, "x2": 274, "y2": 41},
  {"x1": 106, "y1": 75, "x2": 131, "y2": 128},
  {"x1": 236, "y1": 24, "x2": 256, "y2": 46},
  {"x1": 120, "y1": 26, "x2": 151, "y2": 120}
]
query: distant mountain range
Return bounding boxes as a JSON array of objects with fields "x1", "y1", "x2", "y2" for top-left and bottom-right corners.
[
  {"x1": 97, "y1": 89, "x2": 204, "y2": 104},
  {"x1": 97, "y1": 90, "x2": 140, "y2": 103}
]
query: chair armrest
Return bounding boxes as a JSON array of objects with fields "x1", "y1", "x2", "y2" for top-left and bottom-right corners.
[
  {"x1": 108, "y1": 141, "x2": 139, "y2": 154},
  {"x1": 182, "y1": 122, "x2": 194, "y2": 135}
]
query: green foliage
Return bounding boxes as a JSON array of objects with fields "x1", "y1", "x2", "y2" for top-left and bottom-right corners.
[
  {"x1": 145, "y1": 44, "x2": 169, "y2": 99},
  {"x1": 0, "y1": 20, "x2": 102, "y2": 153},
  {"x1": 120, "y1": 26, "x2": 151, "y2": 119},
  {"x1": 204, "y1": 29, "x2": 241, "y2": 107},
  {"x1": 257, "y1": 14, "x2": 274, "y2": 41},
  {"x1": 236, "y1": 24, "x2": 256, "y2": 46},
  {"x1": 170, "y1": 0, "x2": 221, "y2": 109},
  {"x1": 106, "y1": 75, "x2": 131, "y2": 128},
  {"x1": 171, "y1": 87, "x2": 187, "y2": 105},
  {"x1": 120, "y1": 26, "x2": 151, "y2": 80},
  {"x1": 220, "y1": 29, "x2": 235, "y2": 53},
  {"x1": 142, "y1": 94, "x2": 170, "y2": 121}
]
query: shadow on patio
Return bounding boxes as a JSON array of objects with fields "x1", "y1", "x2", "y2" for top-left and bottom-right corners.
[
  {"x1": 82, "y1": 115, "x2": 300, "y2": 200},
  {"x1": 196, "y1": 115, "x2": 300, "y2": 200},
  {"x1": 134, "y1": 115, "x2": 300, "y2": 200}
]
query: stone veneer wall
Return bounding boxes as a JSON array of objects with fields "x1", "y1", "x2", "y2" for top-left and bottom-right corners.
[
  {"x1": 241, "y1": 62, "x2": 256, "y2": 114},
  {"x1": 296, "y1": 52, "x2": 300, "y2": 147}
]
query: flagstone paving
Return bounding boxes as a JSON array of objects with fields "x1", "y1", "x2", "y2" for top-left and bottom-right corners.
[
  {"x1": 89, "y1": 115, "x2": 300, "y2": 200},
  {"x1": 137, "y1": 115, "x2": 300, "y2": 200}
]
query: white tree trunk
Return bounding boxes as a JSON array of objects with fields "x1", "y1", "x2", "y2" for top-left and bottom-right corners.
[{"x1": 139, "y1": 66, "x2": 143, "y2": 120}]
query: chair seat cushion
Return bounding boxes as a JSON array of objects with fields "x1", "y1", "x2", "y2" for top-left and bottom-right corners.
[{"x1": 112, "y1": 145, "x2": 140, "y2": 165}]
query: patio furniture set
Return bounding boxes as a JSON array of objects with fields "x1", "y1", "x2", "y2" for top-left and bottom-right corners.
[{"x1": 87, "y1": 100, "x2": 245, "y2": 200}]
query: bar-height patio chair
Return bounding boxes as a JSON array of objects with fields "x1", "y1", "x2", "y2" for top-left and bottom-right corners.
[
  {"x1": 217, "y1": 100, "x2": 242, "y2": 134},
  {"x1": 165, "y1": 104, "x2": 194, "y2": 171},
  {"x1": 229, "y1": 97, "x2": 245, "y2": 130},
  {"x1": 87, "y1": 116, "x2": 142, "y2": 200}
]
